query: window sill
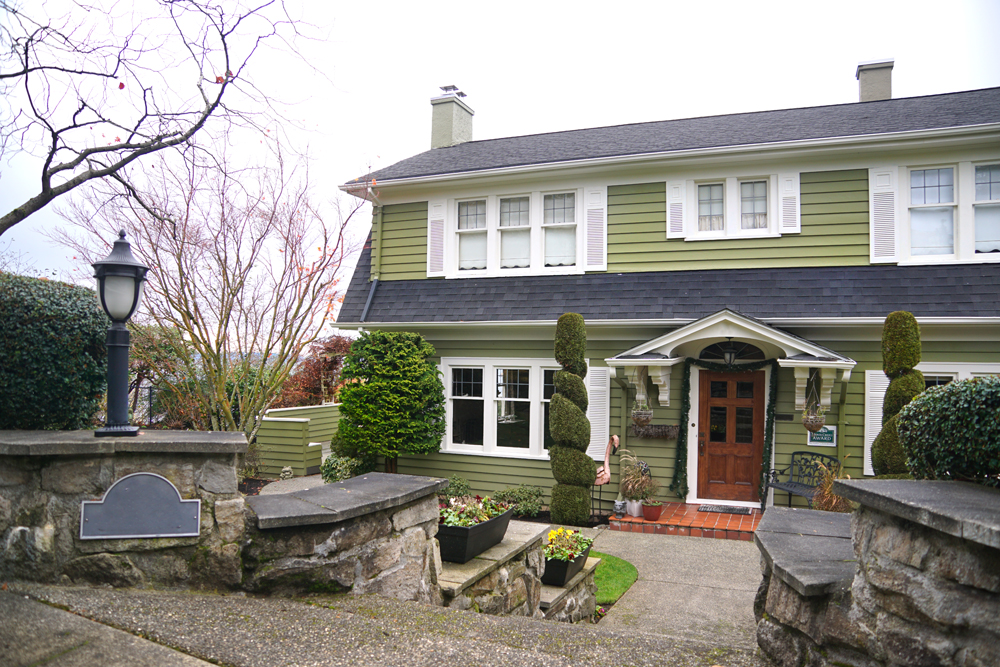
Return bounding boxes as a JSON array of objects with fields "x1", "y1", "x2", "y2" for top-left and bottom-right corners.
[
  {"x1": 896, "y1": 254, "x2": 1000, "y2": 266},
  {"x1": 439, "y1": 448, "x2": 552, "y2": 461},
  {"x1": 682, "y1": 231, "x2": 782, "y2": 242},
  {"x1": 446, "y1": 265, "x2": 586, "y2": 279}
]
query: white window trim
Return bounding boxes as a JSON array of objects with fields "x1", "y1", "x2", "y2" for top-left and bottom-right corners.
[
  {"x1": 896, "y1": 160, "x2": 1000, "y2": 265},
  {"x1": 442, "y1": 357, "x2": 562, "y2": 459},
  {"x1": 447, "y1": 189, "x2": 585, "y2": 279},
  {"x1": 682, "y1": 175, "x2": 786, "y2": 241},
  {"x1": 863, "y1": 362, "x2": 1000, "y2": 476}
]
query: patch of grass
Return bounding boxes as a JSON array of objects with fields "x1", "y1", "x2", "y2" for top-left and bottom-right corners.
[{"x1": 591, "y1": 550, "x2": 638, "y2": 605}]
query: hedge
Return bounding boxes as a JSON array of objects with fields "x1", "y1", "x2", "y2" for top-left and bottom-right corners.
[{"x1": 0, "y1": 273, "x2": 108, "y2": 429}]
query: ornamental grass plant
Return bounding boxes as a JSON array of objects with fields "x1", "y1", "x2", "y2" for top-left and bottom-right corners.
[
  {"x1": 544, "y1": 527, "x2": 595, "y2": 562},
  {"x1": 439, "y1": 496, "x2": 510, "y2": 527}
]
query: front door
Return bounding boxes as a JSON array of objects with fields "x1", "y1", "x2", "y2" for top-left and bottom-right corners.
[{"x1": 697, "y1": 370, "x2": 765, "y2": 502}]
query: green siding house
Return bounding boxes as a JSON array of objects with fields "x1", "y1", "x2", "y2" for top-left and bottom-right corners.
[{"x1": 337, "y1": 64, "x2": 1000, "y2": 511}]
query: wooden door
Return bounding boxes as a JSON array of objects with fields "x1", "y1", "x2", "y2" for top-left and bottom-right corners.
[{"x1": 697, "y1": 370, "x2": 765, "y2": 502}]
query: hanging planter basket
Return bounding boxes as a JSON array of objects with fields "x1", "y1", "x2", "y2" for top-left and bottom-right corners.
[
  {"x1": 802, "y1": 413, "x2": 826, "y2": 433},
  {"x1": 631, "y1": 409, "x2": 653, "y2": 426}
]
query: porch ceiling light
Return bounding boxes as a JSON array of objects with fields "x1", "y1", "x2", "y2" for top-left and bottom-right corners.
[
  {"x1": 92, "y1": 230, "x2": 149, "y2": 437},
  {"x1": 722, "y1": 338, "x2": 738, "y2": 367}
]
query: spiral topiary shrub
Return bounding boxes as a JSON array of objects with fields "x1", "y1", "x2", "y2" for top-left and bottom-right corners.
[
  {"x1": 0, "y1": 273, "x2": 108, "y2": 429},
  {"x1": 871, "y1": 311, "x2": 923, "y2": 476},
  {"x1": 549, "y1": 313, "x2": 595, "y2": 525},
  {"x1": 897, "y1": 376, "x2": 1000, "y2": 487}
]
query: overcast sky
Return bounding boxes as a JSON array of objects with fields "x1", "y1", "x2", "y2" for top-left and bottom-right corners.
[{"x1": 3, "y1": 0, "x2": 999, "y2": 289}]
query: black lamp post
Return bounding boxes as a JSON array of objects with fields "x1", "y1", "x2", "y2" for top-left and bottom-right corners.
[{"x1": 92, "y1": 230, "x2": 149, "y2": 437}]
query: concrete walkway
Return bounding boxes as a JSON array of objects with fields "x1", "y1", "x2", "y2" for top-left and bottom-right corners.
[{"x1": 592, "y1": 529, "x2": 763, "y2": 649}]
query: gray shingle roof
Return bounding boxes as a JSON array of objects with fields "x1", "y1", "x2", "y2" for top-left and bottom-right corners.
[
  {"x1": 338, "y1": 244, "x2": 1000, "y2": 324},
  {"x1": 351, "y1": 88, "x2": 1000, "y2": 184}
]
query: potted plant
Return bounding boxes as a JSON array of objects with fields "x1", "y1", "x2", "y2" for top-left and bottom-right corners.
[
  {"x1": 438, "y1": 496, "x2": 513, "y2": 564},
  {"x1": 541, "y1": 527, "x2": 595, "y2": 587},
  {"x1": 631, "y1": 399, "x2": 653, "y2": 426},
  {"x1": 642, "y1": 498, "x2": 664, "y2": 522},
  {"x1": 802, "y1": 402, "x2": 827, "y2": 433},
  {"x1": 618, "y1": 449, "x2": 657, "y2": 517}
]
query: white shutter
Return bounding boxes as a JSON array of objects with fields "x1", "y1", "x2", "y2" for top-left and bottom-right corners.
[
  {"x1": 778, "y1": 173, "x2": 801, "y2": 234},
  {"x1": 426, "y1": 199, "x2": 446, "y2": 277},
  {"x1": 869, "y1": 167, "x2": 899, "y2": 263},
  {"x1": 666, "y1": 181, "x2": 686, "y2": 239},
  {"x1": 586, "y1": 367, "x2": 611, "y2": 461},
  {"x1": 864, "y1": 370, "x2": 890, "y2": 476},
  {"x1": 584, "y1": 186, "x2": 607, "y2": 271}
]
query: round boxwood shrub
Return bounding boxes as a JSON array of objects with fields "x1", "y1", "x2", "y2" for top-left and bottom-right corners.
[
  {"x1": 897, "y1": 376, "x2": 1000, "y2": 487},
  {"x1": 0, "y1": 273, "x2": 108, "y2": 429},
  {"x1": 493, "y1": 484, "x2": 543, "y2": 517}
]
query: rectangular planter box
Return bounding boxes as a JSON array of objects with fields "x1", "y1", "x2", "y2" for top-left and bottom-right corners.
[
  {"x1": 437, "y1": 508, "x2": 514, "y2": 564},
  {"x1": 541, "y1": 546, "x2": 592, "y2": 587}
]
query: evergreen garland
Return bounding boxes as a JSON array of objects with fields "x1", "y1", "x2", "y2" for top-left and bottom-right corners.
[{"x1": 669, "y1": 358, "x2": 779, "y2": 506}]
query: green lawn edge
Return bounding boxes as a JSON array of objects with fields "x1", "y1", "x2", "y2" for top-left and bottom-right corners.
[{"x1": 590, "y1": 549, "x2": 639, "y2": 605}]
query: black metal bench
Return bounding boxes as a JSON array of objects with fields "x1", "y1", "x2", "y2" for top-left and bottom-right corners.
[{"x1": 766, "y1": 451, "x2": 840, "y2": 507}]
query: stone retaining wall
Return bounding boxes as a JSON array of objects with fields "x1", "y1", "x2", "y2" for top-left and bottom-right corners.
[
  {"x1": 0, "y1": 431, "x2": 247, "y2": 588},
  {"x1": 242, "y1": 492, "x2": 442, "y2": 604},
  {"x1": 540, "y1": 557, "x2": 600, "y2": 623},
  {"x1": 755, "y1": 480, "x2": 1000, "y2": 667}
]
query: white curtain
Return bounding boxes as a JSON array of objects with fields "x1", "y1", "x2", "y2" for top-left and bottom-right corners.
[
  {"x1": 545, "y1": 226, "x2": 576, "y2": 266},
  {"x1": 910, "y1": 207, "x2": 954, "y2": 255},
  {"x1": 975, "y1": 205, "x2": 1000, "y2": 253},
  {"x1": 501, "y1": 229, "x2": 530, "y2": 268},
  {"x1": 459, "y1": 232, "x2": 487, "y2": 270}
]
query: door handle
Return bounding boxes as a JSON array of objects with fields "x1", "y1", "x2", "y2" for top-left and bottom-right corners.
[{"x1": 699, "y1": 439, "x2": 705, "y2": 456}]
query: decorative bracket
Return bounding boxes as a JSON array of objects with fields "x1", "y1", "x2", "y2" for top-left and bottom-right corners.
[
  {"x1": 650, "y1": 366, "x2": 671, "y2": 407},
  {"x1": 794, "y1": 367, "x2": 839, "y2": 410}
]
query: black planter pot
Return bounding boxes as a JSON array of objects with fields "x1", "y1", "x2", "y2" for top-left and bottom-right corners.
[
  {"x1": 541, "y1": 545, "x2": 592, "y2": 587},
  {"x1": 437, "y1": 508, "x2": 514, "y2": 564}
]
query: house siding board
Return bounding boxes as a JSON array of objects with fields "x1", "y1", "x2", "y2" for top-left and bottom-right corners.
[
  {"x1": 377, "y1": 202, "x2": 428, "y2": 281},
  {"x1": 606, "y1": 170, "x2": 869, "y2": 273}
]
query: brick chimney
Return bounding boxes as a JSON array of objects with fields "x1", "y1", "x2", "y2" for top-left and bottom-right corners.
[
  {"x1": 856, "y1": 59, "x2": 894, "y2": 102},
  {"x1": 431, "y1": 85, "x2": 474, "y2": 149}
]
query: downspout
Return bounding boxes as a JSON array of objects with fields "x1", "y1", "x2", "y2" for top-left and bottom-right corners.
[{"x1": 837, "y1": 369, "x2": 852, "y2": 463}]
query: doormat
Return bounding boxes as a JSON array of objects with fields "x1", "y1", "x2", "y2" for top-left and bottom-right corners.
[{"x1": 698, "y1": 505, "x2": 752, "y2": 515}]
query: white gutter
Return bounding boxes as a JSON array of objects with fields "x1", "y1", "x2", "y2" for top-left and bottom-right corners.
[
  {"x1": 335, "y1": 316, "x2": 1000, "y2": 329},
  {"x1": 339, "y1": 123, "x2": 1000, "y2": 194}
]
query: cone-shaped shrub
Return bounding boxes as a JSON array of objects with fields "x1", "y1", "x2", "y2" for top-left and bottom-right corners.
[
  {"x1": 871, "y1": 311, "x2": 922, "y2": 475},
  {"x1": 549, "y1": 313, "x2": 595, "y2": 526}
]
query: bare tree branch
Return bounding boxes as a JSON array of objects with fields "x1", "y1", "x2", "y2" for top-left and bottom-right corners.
[
  {"x1": 50, "y1": 142, "x2": 365, "y2": 440},
  {"x1": 1, "y1": 0, "x2": 301, "y2": 236}
]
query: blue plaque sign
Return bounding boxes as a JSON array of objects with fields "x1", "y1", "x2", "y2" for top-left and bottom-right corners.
[{"x1": 80, "y1": 472, "x2": 201, "y2": 540}]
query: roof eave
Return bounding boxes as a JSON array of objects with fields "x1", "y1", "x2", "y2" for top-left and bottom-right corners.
[{"x1": 338, "y1": 123, "x2": 1000, "y2": 192}]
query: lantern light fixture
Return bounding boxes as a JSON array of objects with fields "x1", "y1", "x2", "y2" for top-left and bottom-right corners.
[{"x1": 92, "y1": 231, "x2": 149, "y2": 437}]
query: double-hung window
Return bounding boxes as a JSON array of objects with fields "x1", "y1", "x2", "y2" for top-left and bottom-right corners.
[
  {"x1": 499, "y1": 197, "x2": 531, "y2": 268},
  {"x1": 457, "y1": 200, "x2": 487, "y2": 270},
  {"x1": 698, "y1": 184, "x2": 724, "y2": 231},
  {"x1": 975, "y1": 164, "x2": 1000, "y2": 254},
  {"x1": 543, "y1": 193, "x2": 576, "y2": 267},
  {"x1": 740, "y1": 181, "x2": 768, "y2": 229},
  {"x1": 909, "y1": 167, "x2": 955, "y2": 256}
]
